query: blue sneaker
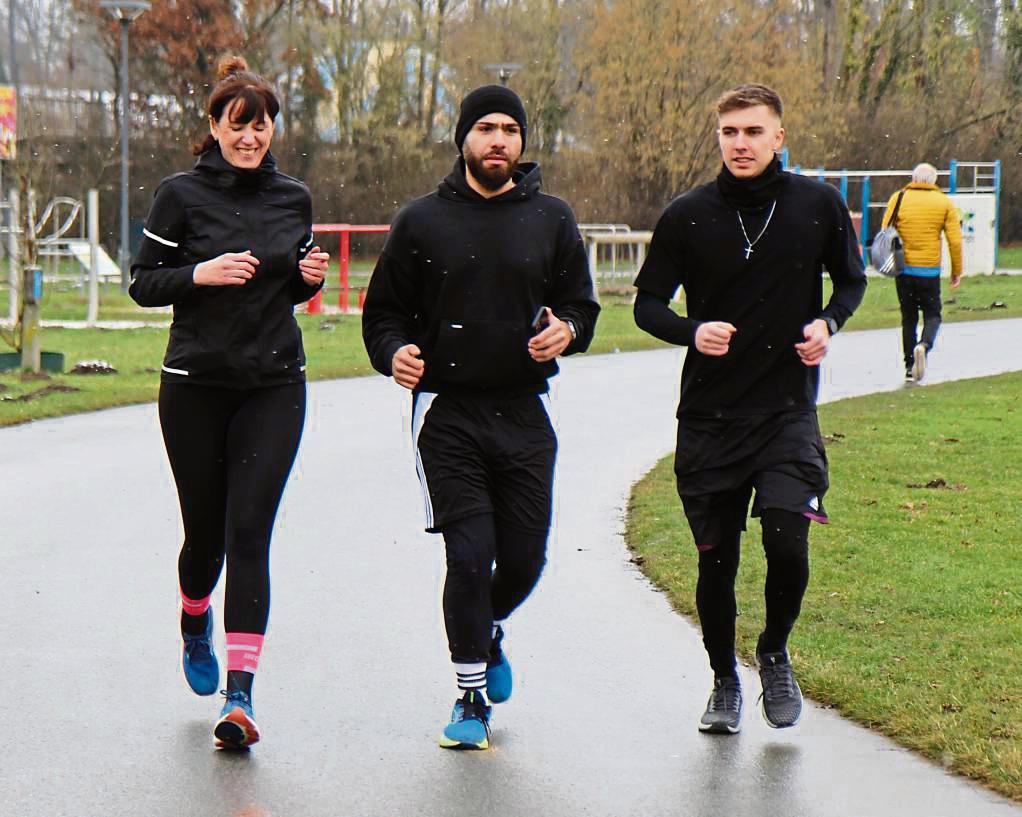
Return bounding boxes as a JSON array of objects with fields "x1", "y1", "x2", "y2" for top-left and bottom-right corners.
[
  {"x1": 486, "y1": 624, "x2": 512, "y2": 704},
  {"x1": 439, "y1": 690, "x2": 491, "y2": 750},
  {"x1": 214, "y1": 689, "x2": 260, "y2": 749},
  {"x1": 182, "y1": 608, "x2": 219, "y2": 696}
]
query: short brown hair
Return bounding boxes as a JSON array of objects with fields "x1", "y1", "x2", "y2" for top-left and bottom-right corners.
[
  {"x1": 193, "y1": 56, "x2": 280, "y2": 155},
  {"x1": 715, "y1": 84, "x2": 783, "y2": 119}
]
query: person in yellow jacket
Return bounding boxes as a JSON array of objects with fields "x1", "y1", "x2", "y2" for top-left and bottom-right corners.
[{"x1": 881, "y1": 163, "x2": 963, "y2": 382}]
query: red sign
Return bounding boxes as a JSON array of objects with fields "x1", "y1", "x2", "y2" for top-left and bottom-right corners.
[{"x1": 0, "y1": 87, "x2": 15, "y2": 160}]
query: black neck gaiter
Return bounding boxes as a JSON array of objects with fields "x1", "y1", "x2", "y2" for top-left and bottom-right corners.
[{"x1": 715, "y1": 156, "x2": 787, "y2": 209}]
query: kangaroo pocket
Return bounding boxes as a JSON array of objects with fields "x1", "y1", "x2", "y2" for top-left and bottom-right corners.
[{"x1": 429, "y1": 319, "x2": 541, "y2": 389}]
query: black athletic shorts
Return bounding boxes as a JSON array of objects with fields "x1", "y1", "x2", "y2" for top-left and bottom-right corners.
[
  {"x1": 675, "y1": 411, "x2": 829, "y2": 548},
  {"x1": 412, "y1": 391, "x2": 557, "y2": 534}
]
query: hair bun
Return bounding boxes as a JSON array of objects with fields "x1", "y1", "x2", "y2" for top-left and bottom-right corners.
[{"x1": 216, "y1": 55, "x2": 249, "y2": 81}]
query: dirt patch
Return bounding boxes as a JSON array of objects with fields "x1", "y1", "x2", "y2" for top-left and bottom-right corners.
[
  {"x1": 906, "y1": 478, "x2": 967, "y2": 491},
  {"x1": 69, "y1": 360, "x2": 118, "y2": 375},
  {"x1": 1, "y1": 384, "x2": 81, "y2": 403},
  {"x1": 19, "y1": 371, "x2": 51, "y2": 383}
]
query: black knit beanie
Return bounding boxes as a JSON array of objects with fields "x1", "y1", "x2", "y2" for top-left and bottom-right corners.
[{"x1": 454, "y1": 85, "x2": 528, "y2": 153}]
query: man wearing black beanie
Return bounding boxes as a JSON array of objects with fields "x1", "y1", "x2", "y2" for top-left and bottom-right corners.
[{"x1": 363, "y1": 86, "x2": 599, "y2": 751}]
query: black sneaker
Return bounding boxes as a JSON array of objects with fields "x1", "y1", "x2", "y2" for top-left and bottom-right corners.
[
  {"x1": 698, "y1": 675, "x2": 742, "y2": 734},
  {"x1": 904, "y1": 368, "x2": 914, "y2": 383},
  {"x1": 757, "y1": 649, "x2": 803, "y2": 728}
]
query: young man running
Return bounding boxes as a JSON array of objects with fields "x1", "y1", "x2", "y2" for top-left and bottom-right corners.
[
  {"x1": 362, "y1": 85, "x2": 599, "y2": 750},
  {"x1": 633, "y1": 84, "x2": 866, "y2": 734}
]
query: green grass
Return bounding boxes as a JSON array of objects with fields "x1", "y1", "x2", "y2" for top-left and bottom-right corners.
[
  {"x1": 997, "y1": 245, "x2": 1022, "y2": 268},
  {"x1": 0, "y1": 270, "x2": 1019, "y2": 427},
  {"x1": 834, "y1": 273, "x2": 1021, "y2": 330},
  {"x1": 0, "y1": 316, "x2": 368, "y2": 426},
  {"x1": 626, "y1": 371, "x2": 1022, "y2": 801}
]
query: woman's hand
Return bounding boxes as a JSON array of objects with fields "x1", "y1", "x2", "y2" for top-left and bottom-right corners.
[
  {"x1": 193, "y1": 251, "x2": 260, "y2": 286},
  {"x1": 299, "y1": 246, "x2": 330, "y2": 286}
]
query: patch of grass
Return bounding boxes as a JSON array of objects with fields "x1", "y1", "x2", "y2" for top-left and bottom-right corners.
[
  {"x1": 997, "y1": 245, "x2": 1022, "y2": 269},
  {"x1": 0, "y1": 315, "x2": 374, "y2": 426},
  {"x1": 626, "y1": 371, "x2": 1022, "y2": 801},
  {"x1": 823, "y1": 273, "x2": 1021, "y2": 329}
]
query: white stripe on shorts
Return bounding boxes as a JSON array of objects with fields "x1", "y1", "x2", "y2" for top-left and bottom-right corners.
[
  {"x1": 411, "y1": 392, "x2": 438, "y2": 530},
  {"x1": 538, "y1": 391, "x2": 557, "y2": 430}
]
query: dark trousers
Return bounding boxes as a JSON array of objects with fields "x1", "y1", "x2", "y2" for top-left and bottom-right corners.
[
  {"x1": 441, "y1": 513, "x2": 548, "y2": 664},
  {"x1": 896, "y1": 275, "x2": 942, "y2": 368},
  {"x1": 694, "y1": 508, "x2": 810, "y2": 678},
  {"x1": 159, "y1": 382, "x2": 305, "y2": 634}
]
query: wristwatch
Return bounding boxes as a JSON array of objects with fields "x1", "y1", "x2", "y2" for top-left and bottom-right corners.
[
  {"x1": 824, "y1": 316, "x2": 838, "y2": 336},
  {"x1": 566, "y1": 319, "x2": 578, "y2": 341}
]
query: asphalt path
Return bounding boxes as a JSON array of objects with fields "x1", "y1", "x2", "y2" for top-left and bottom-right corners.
[{"x1": 2, "y1": 319, "x2": 1021, "y2": 817}]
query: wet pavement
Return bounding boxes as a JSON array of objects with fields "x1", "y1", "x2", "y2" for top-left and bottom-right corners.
[{"x1": 3, "y1": 318, "x2": 1022, "y2": 817}]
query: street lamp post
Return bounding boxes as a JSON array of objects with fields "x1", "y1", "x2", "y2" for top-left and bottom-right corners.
[
  {"x1": 99, "y1": 0, "x2": 150, "y2": 291},
  {"x1": 483, "y1": 63, "x2": 522, "y2": 87}
]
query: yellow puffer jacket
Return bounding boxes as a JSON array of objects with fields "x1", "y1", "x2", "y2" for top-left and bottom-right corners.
[{"x1": 881, "y1": 183, "x2": 963, "y2": 275}]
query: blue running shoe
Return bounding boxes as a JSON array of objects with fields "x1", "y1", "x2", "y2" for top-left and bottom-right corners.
[
  {"x1": 439, "y1": 690, "x2": 491, "y2": 750},
  {"x1": 486, "y1": 624, "x2": 512, "y2": 704},
  {"x1": 214, "y1": 689, "x2": 260, "y2": 749},
  {"x1": 182, "y1": 608, "x2": 219, "y2": 696}
]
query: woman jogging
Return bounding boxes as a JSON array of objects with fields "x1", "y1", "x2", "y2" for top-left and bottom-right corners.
[{"x1": 130, "y1": 55, "x2": 328, "y2": 749}]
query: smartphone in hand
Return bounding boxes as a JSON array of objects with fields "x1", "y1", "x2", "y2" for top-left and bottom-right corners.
[{"x1": 532, "y1": 306, "x2": 550, "y2": 334}]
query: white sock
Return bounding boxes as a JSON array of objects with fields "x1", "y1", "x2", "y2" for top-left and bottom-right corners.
[{"x1": 455, "y1": 662, "x2": 487, "y2": 693}]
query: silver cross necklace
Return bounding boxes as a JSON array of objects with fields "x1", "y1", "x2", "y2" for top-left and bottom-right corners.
[{"x1": 736, "y1": 200, "x2": 777, "y2": 260}]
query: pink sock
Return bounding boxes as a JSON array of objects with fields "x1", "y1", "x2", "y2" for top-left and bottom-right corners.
[
  {"x1": 226, "y1": 633, "x2": 265, "y2": 674},
  {"x1": 180, "y1": 590, "x2": 211, "y2": 617}
]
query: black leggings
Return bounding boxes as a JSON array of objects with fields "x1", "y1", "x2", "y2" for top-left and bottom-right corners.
[
  {"x1": 441, "y1": 513, "x2": 548, "y2": 664},
  {"x1": 159, "y1": 381, "x2": 306, "y2": 634},
  {"x1": 695, "y1": 508, "x2": 810, "y2": 678}
]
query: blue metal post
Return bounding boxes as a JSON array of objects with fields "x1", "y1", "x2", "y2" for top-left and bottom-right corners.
[
  {"x1": 780, "y1": 148, "x2": 789, "y2": 168},
  {"x1": 839, "y1": 172, "x2": 848, "y2": 203},
  {"x1": 948, "y1": 159, "x2": 957, "y2": 193},
  {"x1": 860, "y1": 176, "x2": 871, "y2": 265},
  {"x1": 994, "y1": 159, "x2": 1001, "y2": 268}
]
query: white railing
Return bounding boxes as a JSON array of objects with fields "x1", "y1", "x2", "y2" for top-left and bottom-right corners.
[{"x1": 584, "y1": 230, "x2": 653, "y2": 290}]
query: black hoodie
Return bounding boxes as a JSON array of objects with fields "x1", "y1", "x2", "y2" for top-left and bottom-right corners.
[
  {"x1": 130, "y1": 146, "x2": 322, "y2": 388},
  {"x1": 634, "y1": 158, "x2": 867, "y2": 418},
  {"x1": 362, "y1": 158, "x2": 600, "y2": 395}
]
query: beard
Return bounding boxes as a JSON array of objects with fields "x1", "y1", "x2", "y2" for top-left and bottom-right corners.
[{"x1": 464, "y1": 148, "x2": 519, "y2": 191}]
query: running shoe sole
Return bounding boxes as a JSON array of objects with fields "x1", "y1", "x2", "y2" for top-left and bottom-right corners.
[
  {"x1": 912, "y1": 344, "x2": 926, "y2": 382},
  {"x1": 438, "y1": 734, "x2": 490, "y2": 750},
  {"x1": 214, "y1": 708, "x2": 261, "y2": 749},
  {"x1": 699, "y1": 723, "x2": 739, "y2": 736},
  {"x1": 698, "y1": 719, "x2": 741, "y2": 735}
]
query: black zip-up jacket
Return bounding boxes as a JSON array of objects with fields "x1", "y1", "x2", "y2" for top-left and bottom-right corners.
[
  {"x1": 362, "y1": 158, "x2": 600, "y2": 395},
  {"x1": 130, "y1": 146, "x2": 322, "y2": 388}
]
